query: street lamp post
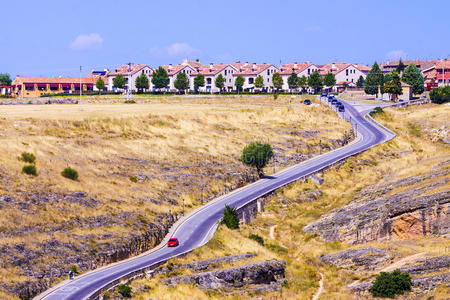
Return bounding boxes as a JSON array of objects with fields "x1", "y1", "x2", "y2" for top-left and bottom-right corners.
[{"x1": 79, "y1": 66, "x2": 82, "y2": 110}]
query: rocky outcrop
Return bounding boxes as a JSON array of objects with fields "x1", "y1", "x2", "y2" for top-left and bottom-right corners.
[
  {"x1": 0, "y1": 98, "x2": 78, "y2": 105},
  {"x1": 164, "y1": 260, "x2": 286, "y2": 290},
  {"x1": 320, "y1": 247, "x2": 390, "y2": 270},
  {"x1": 304, "y1": 170, "x2": 450, "y2": 244},
  {"x1": 399, "y1": 256, "x2": 450, "y2": 275}
]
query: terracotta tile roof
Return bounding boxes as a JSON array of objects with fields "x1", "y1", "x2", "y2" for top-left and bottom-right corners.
[
  {"x1": 231, "y1": 62, "x2": 276, "y2": 76},
  {"x1": 278, "y1": 62, "x2": 314, "y2": 75},
  {"x1": 435, "y1": 60, "x2": 450, "y2": 69},
  {"x1": 182, "y1": 60, "x2": 203, "y2": 70},
  {"x1": 12, "y1": 76, "x2": 96, "y2": 85},
  {"x1": 354, "y1": 64, "x2": 371, "y2": 72},
  {"x1": 109, "y1": 64, "x2": 149, "y2": 76},
  {"x1": 197, "y1": 64, "x2": 232, "y2": 76},
  {"x1": 162, "y1": 64, "x2": 197, "y2": 76}
]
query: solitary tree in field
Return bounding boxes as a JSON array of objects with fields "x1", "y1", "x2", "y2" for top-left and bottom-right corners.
[
  {"x1": 222, "y1": 205, "x2": 239, "y2": 229},
  {"x1": 0, "y1": 73, "x2": 12, "y2": 86},
  {"x1": 193, "y1": 74, "x2": 205, "y2": 92},
  {"x1": 323, "y1": 72, "x2": 336, "y2": 89},
  {"x1": 151, "y1": 66, "x2": 170, "y2": 91},
  {"x1": 174, "y1": 72, "x2": 189, "y2": 93},
  {"x1": 401, "y1": 63, "x2": 424, "y2": 95},
  {"x1": 113, "y1": 74, "x2": 126, "y2": 90},
  {"x1": 135, "y1": 73, "x2": 149, "y2": 93},
  {"x1": 241, "y1": 142, "x2": 273, "y2": 177},
  {"x1": 298, "y1": 76, "x2": 308, "y2": 93},
  {"x1": 215, "y1": 74, "x2": 225, "y2": 92},
  {"x1": 95, "y1": 77, "x2": 105, "y2": 93},
  {"x1": 356, "y1": 75, "x2": 364, "y2": 88},
  {"x1": 287, "y1": 72, "x2": 299, "y2": 92},
  {"x1": 364, "y1": 62, "x2": 384, "y2": 97},
  {"x1": 254, "y1": 75, "x2": 264, "y2": 90},
  {"x1": 308, "y1": 70, "x2": 323, "y2": 93},
  {"x1": 235, "y1": 75, "x2": 245, "y2": 93},
  {"x1": 272, "y1": 73, "x2": 283, "y2": 91}
]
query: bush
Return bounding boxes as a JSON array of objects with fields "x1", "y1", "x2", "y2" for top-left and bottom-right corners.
[
  {"x1": 117, "y1": 284, "x2": 132, "y2": 298},
  {"x1": 129, "y1": 176, "x2": 138, "y2": 183},
  {"x1": 241, "y1": 142, "x2": 274, "y2": 176},
  {"x1": 61, "y1": 167, "x2": 79, "y2": 180},
  {"x1": 370, "y1": 269, "x2": 412, "y2": 298},
  {"x1": 22, "y1": 165, "x2": 37, "y2": 176},
  {"x1": 370, "y1": 106, "x2": 384, "y2": 116},
  {"x1": 124, "y1": 99, "x2": 136, "y2": 104},
  {"x1": 70, "y1": 265, "x2": 78, "y2": 274},
  {"x1": 273, "y1": 93, "x2": 279, "y2": 100},
  {"x1": 222, "y1": 205, "x2": 239, "y2": 229},
  {"x1": 249, "y1": 234, "x2": 264, "y2": 245},
  {"x1": 19, "y1": 152, "x2": 36, "y2": 163},
  {"x1": 430, "y1": 86, "x2": 450, "y2": 104}
]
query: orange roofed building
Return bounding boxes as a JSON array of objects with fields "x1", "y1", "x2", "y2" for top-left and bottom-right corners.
[{"x1": 11, "y1": 76, "x2": 96, "y2": 98}]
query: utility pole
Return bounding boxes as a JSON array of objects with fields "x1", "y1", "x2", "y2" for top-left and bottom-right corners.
[
  {"x1": 79, "y1": 66, "x2": 82, "y2": 110},
  {"x1": 127, "y1": 63, "x2": 133, "y2": 102}
]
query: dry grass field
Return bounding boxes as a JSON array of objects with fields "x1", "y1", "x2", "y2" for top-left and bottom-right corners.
[
  {"x1": 128, "y1": 103, "x2": 449, "y2": 299},
  {"x1": 0, "y1": 95, "x2": 351, "y2": 298}
]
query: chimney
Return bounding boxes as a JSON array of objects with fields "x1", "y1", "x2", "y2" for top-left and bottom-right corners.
[
  {"x1": 417, "y1": 58, "x2": 420, "y2": 65},
  {"x1": 294, "y1": 63, "x2": 298, "y2": 69}
]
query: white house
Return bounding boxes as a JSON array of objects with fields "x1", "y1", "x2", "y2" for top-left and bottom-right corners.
[
  {"x1": 107, "y1": 64, "x2": 153, "y2": 92},
  {"x1": 161, "y1": 64, "x2": 197, "y2": 92},
  {"x1": 278, "y1": 62, "x2": 319, "y2": 91},
  {"x1": 319, "y1": 63, "x2": 369, "y2": 87},
  {"x1": 231, "y1": 62, "x2": 279, "y2": 91}
]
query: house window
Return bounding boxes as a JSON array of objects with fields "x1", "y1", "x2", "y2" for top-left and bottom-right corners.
[
  {"x1": 249, "y1": 78, "x2": 254, "y2": 84},
  {"x1": 346, "y1": 70, "x2": 348, "y2": 76},
  {"x1": 207, "y1": 78, "x2": 212, "y2": 84},
  {"x1": 225, "y1": 70, "x2": 227, "y2": 75},
  {"x1": 267, "y1": 70, "x2": 270, "y2": 75},
  {"x1": 308, "y1": 69, "x2": 311, "y2": 75},
  {"x1": 267, "y1": 78, "x2": 269, "y2": 82}
]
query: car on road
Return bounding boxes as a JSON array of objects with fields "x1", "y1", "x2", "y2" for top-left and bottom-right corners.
[
  {"x1": 331, "y1": 99, "x2": 338, "y2": 105},
  {"x1": 338, "y1": 105, "x2": 345, "y2": 112},
  {"x1": 168, "y1": 238, "x2": 179, "y2": 247},
  {"x1": 304, "y1": 99, "x2": 311, "y2": 105},
  {"x1": 328, "y1": 93, "x2": 334, "y2": 97},
  {"x1": 321, "y1": 92, "x2": 328, "y2": 97},
  {"x1": 334, "y1": 101, "x2": 342, "y2": 106}
]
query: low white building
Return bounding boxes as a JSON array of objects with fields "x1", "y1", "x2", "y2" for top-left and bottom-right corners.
[
  {"x1": 278, "y1": 62, "x2": 319, "y2": 91},
  {"x1": 231, "y1": 62, "x2": 279, "y2": 91},
  {"x1": 320, "y1": 63, "x2": 369, "y2": 86},
  {"x1": 162, "y1": 64, "x2": 197, "y2": 92},
  {"x1": 107, "y1": 64, "x2": 153, "y2": 92}
]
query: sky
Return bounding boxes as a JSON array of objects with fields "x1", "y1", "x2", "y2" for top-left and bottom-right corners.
[{"x1": 2, "y1": 0, "x2": 450, "y2": 77}]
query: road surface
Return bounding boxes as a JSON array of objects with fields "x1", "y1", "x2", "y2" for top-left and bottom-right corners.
[{"x1": 37, "y1": 98, "x2": 394, "y2": 300}]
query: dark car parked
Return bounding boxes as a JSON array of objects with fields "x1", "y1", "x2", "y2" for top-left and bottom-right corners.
[
  {"x1": 304, "y1": 99, "x2": 311, "y2": 105},
  {"x1": 338, "y1": 105, "x2": 345, "y2": 112},
  {"x1": 331, "y1": 99, "x2": 338, "y2": 105}
]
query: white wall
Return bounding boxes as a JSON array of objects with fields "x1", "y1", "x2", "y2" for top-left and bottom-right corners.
[{"x1": 335, "y1": 65, "x2": 366, "y2": 85}]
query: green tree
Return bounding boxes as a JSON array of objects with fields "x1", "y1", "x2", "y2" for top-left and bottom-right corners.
[
  {"x1": 135, "y1": 73, "x2": 149, "y2": 93},
  {"x1": 174, "y1": 72, "x2": 189, "y2": 93},
  {"x1": 222, "y1": 205, "x2": 239, "y2": 229},
  {"x1": 241, "y1": 142, "x2": 273, "y2": 176},
  {"x1": 401, "y1": 63, "x2": 424, "y2": 95},
  {"x1": 254, "y1": 75, "x2": 264, "y2": 90},
  {"x1": 95, "y1": 77, "x2": 105, "y2": 92},
  {"x1": 215, "y1": 74, "x2": 225, "y2": 92},
  {"x1": 364, "y1": 62, "x2": 384, "y2": 97},
  {"x1": 384, "y1": 70, "x2": 403, "y2": 101},
  {"x1": 356, "y1": 75, "x2": 364, "y2": 88},
  {"x1": 151, "y1": 66, "x2": 170, "y2": 91},
  {"x1": 307, "y1": 70, "x2": 323, "y2": 93},
  {"x1": 298, "y1": 76, "x2": 308, "y2": 92},
  {"x1": 430, "y1": 86, "x2": 450, "y2": 104},
  {"x1": 287, "y1": 72, "x2": 299, "y2": 92},
  {"x1": 235, "y1": 75, "x2": 245, "y2": 93},
  {"x1": 370, "y1": 270, "x2": 412, "y2": 298},
  {"x1": 193, "y1": 74, "x2": 205, "y2": 92},
  {"x1": 396, "y1": 59, "x2": 406, "y2": 74},
  {"x1": 117, "y1": 284, "x2": 132, "y2": 298},
  {"x1": 323, "y1": 72, "x2": 336, "y2": 88},
  {"x1": 272, "y1": 72, "x2": 283, "y2": 91},
  {"x1": 113, "y1": 74, "x2": 126, "y2": 90},
  {"x1": 0, "y1": 73, "x2": 12, "y2": 86}
]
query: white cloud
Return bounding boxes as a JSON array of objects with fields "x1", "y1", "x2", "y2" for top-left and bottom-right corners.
[
  {"x1": 150, "y1": 42, "x2": 200, "y2": 57},
  {"x1": 386, "y1": 50, "x2": 407, "y2": 60},
  {"x1": 70, "y1": 33, "x2": 103, "y2": 50}
]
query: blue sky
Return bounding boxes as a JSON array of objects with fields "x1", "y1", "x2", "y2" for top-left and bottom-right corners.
[{"x1": 2, "y1": 0, "x2": 450, "y2": 77}]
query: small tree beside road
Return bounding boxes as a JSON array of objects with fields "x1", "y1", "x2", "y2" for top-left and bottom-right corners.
[
  {"x1": 241, "y1": 142, "x2": 273, "y2": 177},
  {"x1": 356, "y1": 75, "x2": 364, "y2": 88},
  {"x1": 135, "y1": 73, "x2": 149, "y2": 93},
  {"x1": 113, "y1": 74, "x2": 126, "y2": 90},
  {"x1": 0, "y1": 73, "x2": 12, "y2": 86},
  {"x1": 364, "y1": 62, "x2": 384, "y2": 98},
  {"x1": 151, "y1": 66, "x2": 170, "y2": 91},
  {"x1": 323, "y1": 72, "x2": 336, "y2": 89},
  {"x1": 193, "y1": 74, "x2": 205, "y2": 92},
  {"x1": 384, "y1": 70, "x2": 403, "y2": 101},
  {"x1": 272, "y1": 73, "x2": 283, "y2": 91},
  {"x1": 401, "y1": 63, "x2": 424, "y2": 95},
  {"x1": 298, "y1": 76, "x2": 308, "y2": 93},
  {"x1": 215, "y1": 74, "x2": 225, "y2": 92},
  {"x1": 222, "y1": 205, "x2": 239, "y2": 229},
  {"x1": 174, "y1": 72, "x2": 189, "y2": 94},
  {"x1": 235, "y1": 75, "x2": 245, "y2": 93},
  {"x1": 254, "y1": 75, "x2": 264, "y2": 90},
  {"x1": 308, "y1": 70, "x2": 323, "y2": 93},
  {"x1": 287, "y1": 72, "x2": 299, "y2": 92},
  {"x1": 95, "y1": 77, "x2": 105, "y2": 93}
]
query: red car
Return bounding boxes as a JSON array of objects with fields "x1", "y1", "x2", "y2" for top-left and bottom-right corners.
[{"x1": 167, "y1": 238, "x2": 179, "y2": 247}]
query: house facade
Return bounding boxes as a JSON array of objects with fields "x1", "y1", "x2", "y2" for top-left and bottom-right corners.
[
  {"x1": 231, "y1": 63, "x2": 279, "y2": 91},
  {"x1": 162, "y1": 64, "x2": 197, "y2": 92},
  {"x1": 107, "y1": 64, "x2": 153, "y2": 92},
  {"x1": 11, "y1": 76, "x2": 96, "y2": 98},
  {"x1": 422, "y1": 60, "x2": 450, "y2": 89},
  {"x1": 278, "y1": 62, "x2": 318, "y2": 90},
  {"x1": 194, "y1": 63, "x2": 238, "y2": 92}
]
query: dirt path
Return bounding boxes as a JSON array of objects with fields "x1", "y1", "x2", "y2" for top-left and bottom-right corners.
[
  {"x1": 312, "y1": 272, "x2": 324, "y2": 300},
  {"x1": 269, "y1": 225, "x2": 276, "y2": 239},
  {"x1": 381, "y1": 252, "x2": 427, "y2": 272}
]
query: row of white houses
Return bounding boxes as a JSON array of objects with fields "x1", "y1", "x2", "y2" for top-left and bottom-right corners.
[{"x1": 92, "y1": 60, "x2": 372, "y2": 93}]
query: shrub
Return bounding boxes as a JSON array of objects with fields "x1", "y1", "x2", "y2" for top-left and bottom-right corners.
[
  {"x1": 370, "y1": 269, "x2": 412, "y2": 298},
  {"x1": 430, "y1": 86, "x2": 450, "y2": 104},
  {"x1": 266, "y1": 243, "x2": 288, "y2": 254},
  {"x1": 249, "y1": 234, "x2": 264, "y2": 245},
  {"x1": 117, "y1": 284, "x2": 132, "y2": 298},
  {"x1": 70, "y1": 265, "x2": 78, "y2": 274},
  {"x1": 273, "y1": 93, "x2": 279, "y2": 100},
  {"x1": 22, "y1": 164, "x2": 37, "y2": 176},
  {"x1": 129, "y1": 176, "x2": 138, "y2": 183},
  {"x1": 61, "y1": 167, "x2": 79, "y2": 180},
  {"x1": 370, "y1": 106, "x2": 384, "y2": 116},
  {"x1": 124, "y1": 99, "x2": 136, "y2": 104},
  {"x1": 222, "y1": 205, "x2": 239, "y2": 229},
  {"x1": 19, "y1": 152, "x2": 36, "y2": 163}
]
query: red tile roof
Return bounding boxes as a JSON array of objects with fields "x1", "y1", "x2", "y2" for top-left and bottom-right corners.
[
  {"x1": 231, "y1": 63, "x2": 276, "y2": 76},
  {"x1": 197, "y1": 64, "x2": 233, "y2": 76},
  {"x1": 162, "y1": 64, "x2": 197, "y2": 76},
  {"x1": 278, "y1": 62, "x2": 314, "y2": 75},
  {"x1": 12, "y1": 76, "x2": 96, "y2": 85},
  {"x1": 109, "y1": 64, "x2": 149, "y2": 76}
]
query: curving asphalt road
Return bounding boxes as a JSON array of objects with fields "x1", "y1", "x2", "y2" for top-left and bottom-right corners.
[{"x1": 37, "y1": 98, "x2": 395, "y2": 300}]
